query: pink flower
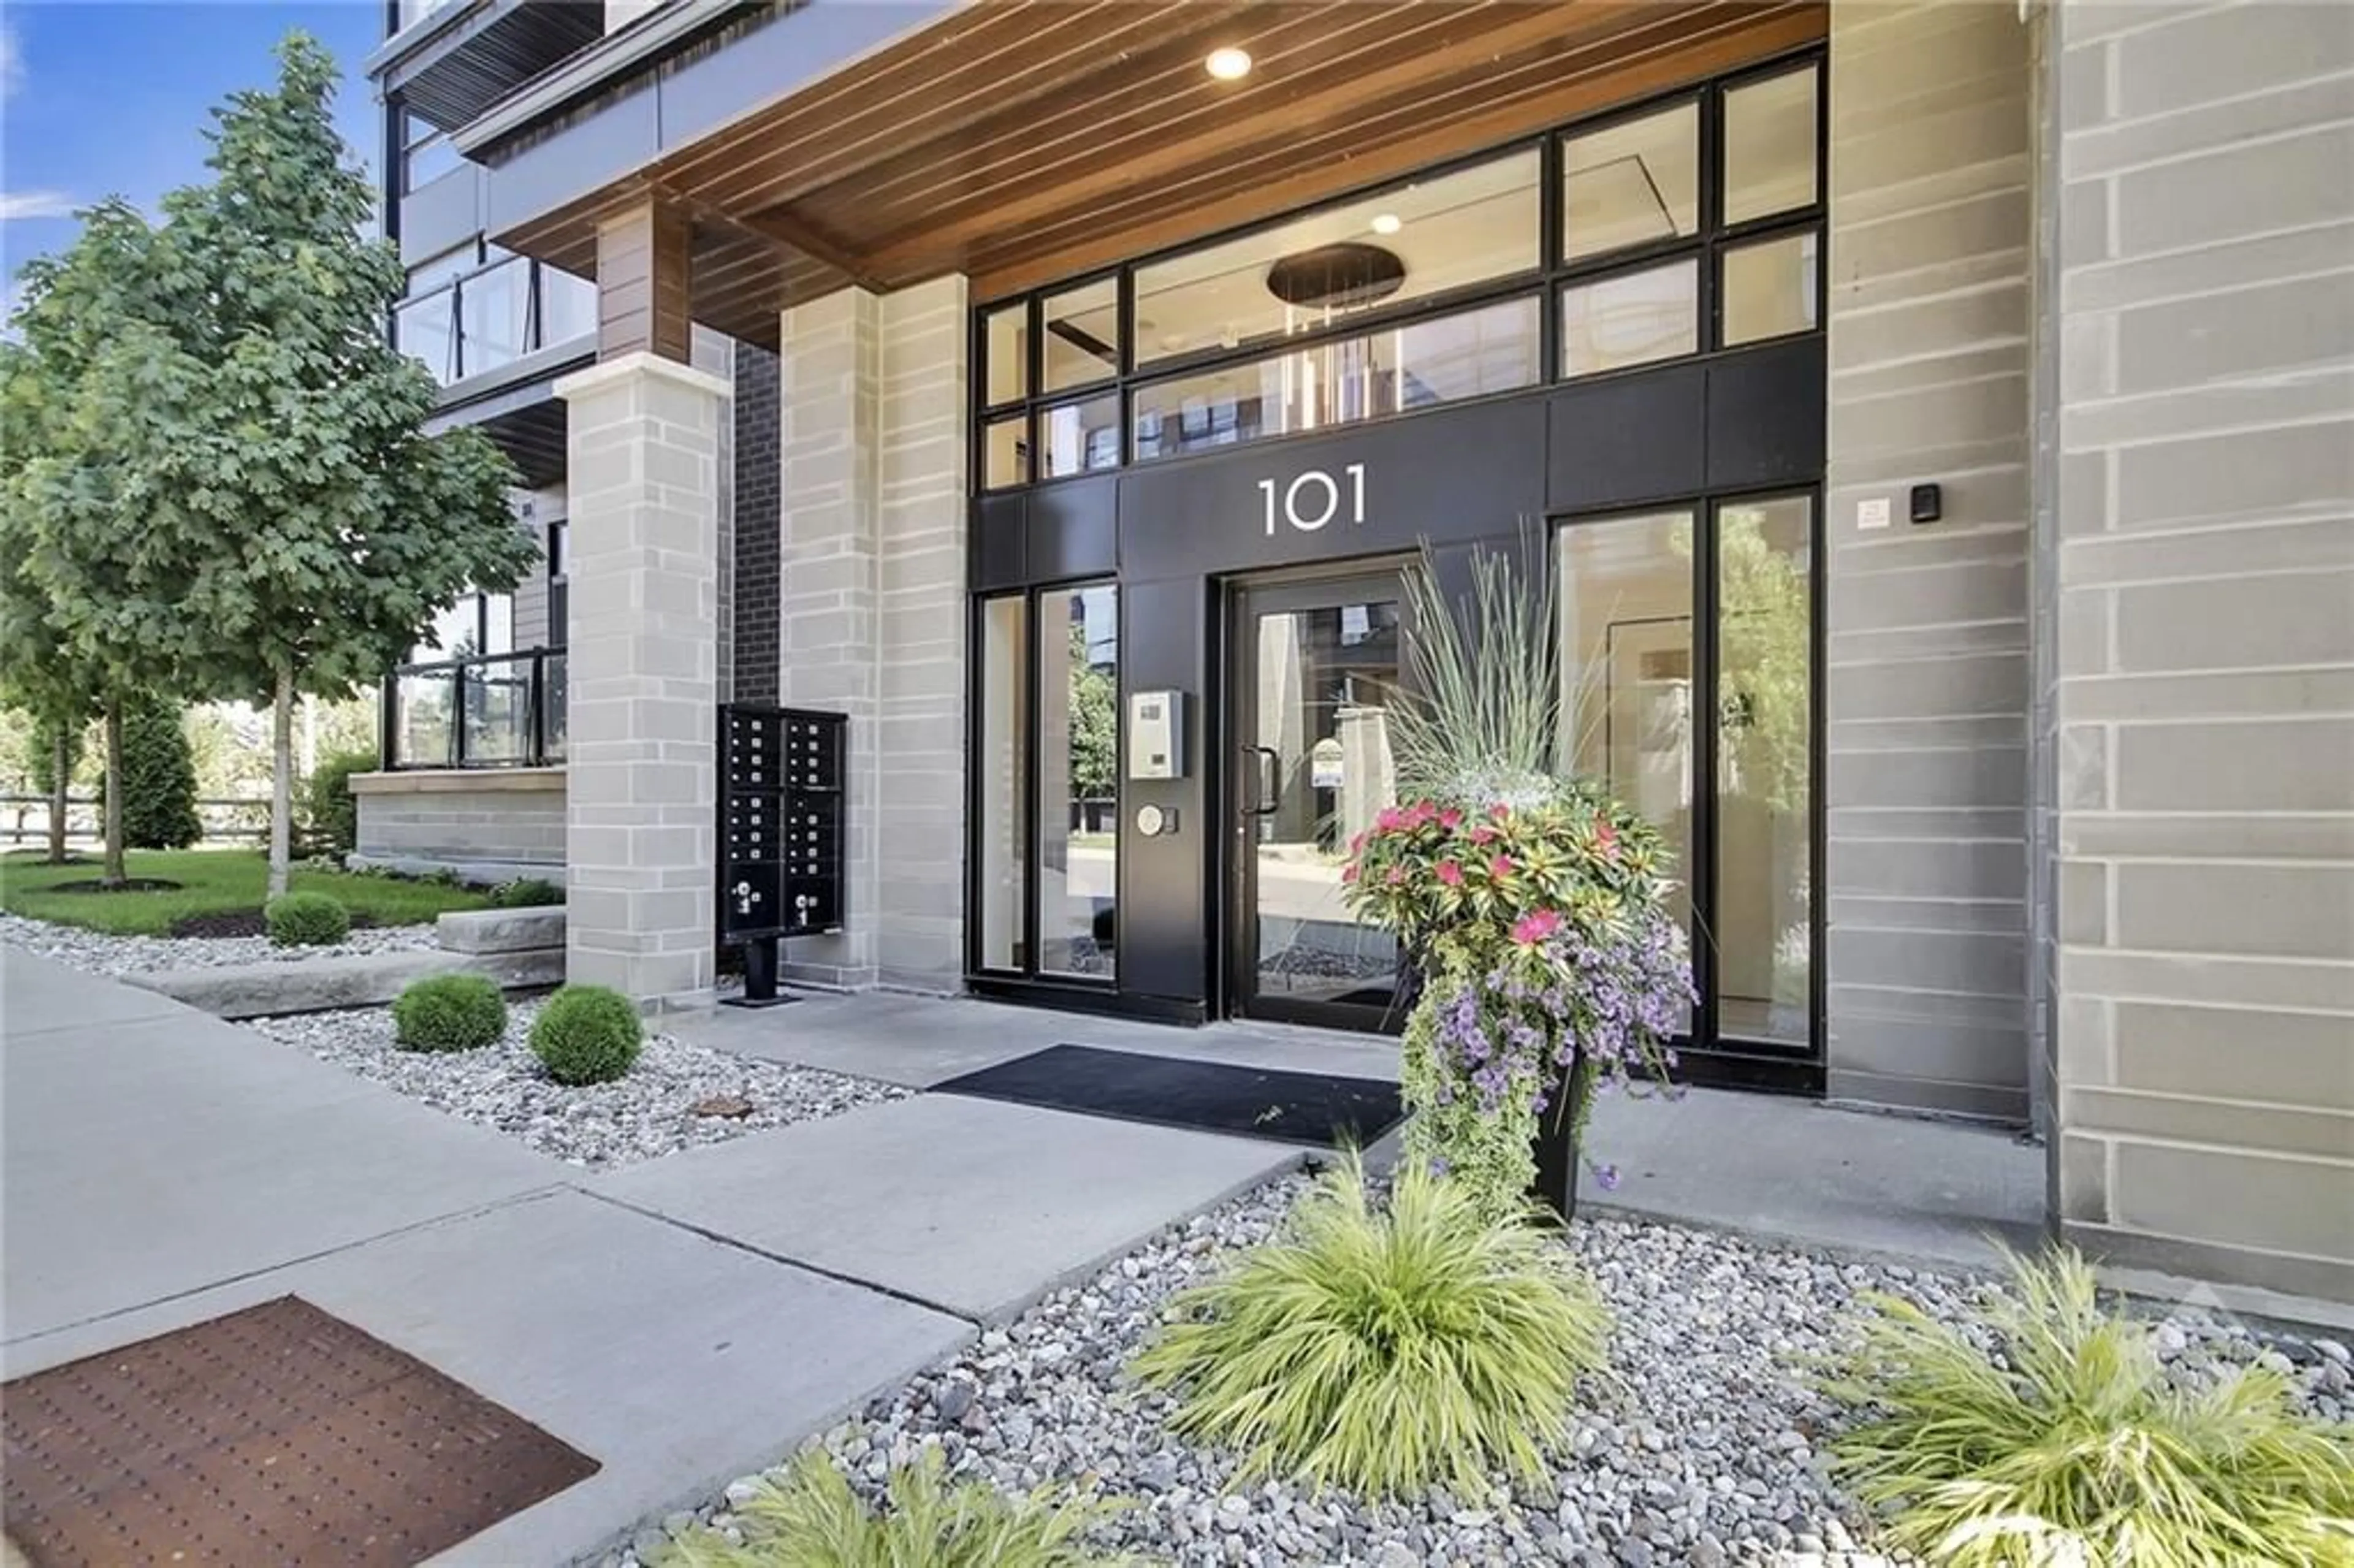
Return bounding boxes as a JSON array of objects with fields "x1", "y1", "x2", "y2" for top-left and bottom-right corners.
[
  {"x1": 1469, "y1": 825, "x2": 1497, "y2": 846},
  {"x1": 1408, "y1": 801, "x2": 1438, "y2": 828},
  {"x1": 1439, "y1": 807, "x2": 1464, "y2": 829},
  {"x1": 1510, "y1": 908, "x2": 1563, "y2": 946},
  {"x1": 1385, "y1": 866, "x2": 1405, "y2": 885},
  {"x1": 1349, "y1": 830, "x2": 1366, "y2": 854},
  {"x1": 1434, "y1": 860, "x2": 1464, "y2": 886},
  {"x1": 1489, "y1": 854, "x2": 1515, "y2": 880},
  {"x1": 1341, "y1": 862, "x2": 1359, "y2": 883},
  {"x1": 1375, "y1": 807, "x2": 1405, "y2": 832},
  {"x1": 1594, "y1": 822, "x2": 1619, "y2": 859},
  {"x1": 1489, "y1": 801, "x2": 1511, "y2": 822}
]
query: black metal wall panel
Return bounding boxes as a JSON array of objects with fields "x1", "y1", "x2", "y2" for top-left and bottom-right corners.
[
  {"x1": 1116, "y1": 577, "x2": 1211, "y2": 1005},
  {"x1": 972, "y1": 495, "x2": 1026, "y2": 591},
  {"x1": 1546, "y1": 365, "x2": 1708, "y2": 513},
  {"x1": 1706, "y1": 337, "x2": 1827, "y2": 492},
  {"x1": 1025, "y1": 475, "x2": 1119, "y2": 582}
]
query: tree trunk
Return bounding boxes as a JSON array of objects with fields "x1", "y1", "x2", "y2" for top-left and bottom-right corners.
[
  {"x1": 102, "y1": 700, "x2": 126, "y2": 886},
  {"x1": 268, "y1": 668, "x2": 294, "y2": 899},
  {"x1": 45, "y1": 725, "x2": 70, "y2": 865}
]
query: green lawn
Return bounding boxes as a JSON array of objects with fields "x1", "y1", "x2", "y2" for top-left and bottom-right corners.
[{"x1": 0, "y1": 848, "x2": 492, "y2": 935}]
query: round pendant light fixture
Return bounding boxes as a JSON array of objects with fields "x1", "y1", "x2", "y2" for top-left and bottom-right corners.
[
  {"x1": 1205, "y1": 46, "x2": 1253, "y2": 81},
  {"x1": 1264, "y1": 242, "x2": 1407, "y2": 311},
  {"x1": 1369, "y1": 212, "x2": 1403, "y2": 235}
]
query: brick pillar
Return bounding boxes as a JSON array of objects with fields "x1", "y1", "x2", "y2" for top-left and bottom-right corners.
[
  {"x1": 554, "y1": 351, "x2": 731, "y2": 1008},
  {"x1": 775, "y1": 276, "x2": 969, "y2": 992}
]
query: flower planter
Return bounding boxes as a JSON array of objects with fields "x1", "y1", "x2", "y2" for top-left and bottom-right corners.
[{"x1": 1528, "y1": 1060, "x2": 1588, "y2": 1221}]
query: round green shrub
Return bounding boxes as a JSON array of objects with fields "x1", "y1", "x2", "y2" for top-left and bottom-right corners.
[
  {"x1": 528, "y1": 984, "x2": 642, "y2": 1086},
  {"x1": 391, "y1": 973, "x2": 507, "y2": 1052},
  {"x1": 487, "y1": 877, "x2": 565, "y2": 908},
  {"x1": 265, "y1": 891, "x2": 350, "y2": 948}
]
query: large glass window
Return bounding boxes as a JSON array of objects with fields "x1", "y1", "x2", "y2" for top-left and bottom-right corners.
[
  {"x1": 1557, "y1": 511, "x2": 1696, "y2": 1033},
  {"x1": 1042, "y1": 278, "x2": 1120, "y2": 393},
  {"x1": 1133, "y1": 147, "x2": 1540, "y2": 369},
  {"x1": 1041, "y1": 393, "x2": 1121, "y2": 479},
  {"x1": 1721, "y1": 231, "x2": 1818, "y2": 346},
  {"x1": 1562, "y1": 102, "x2": 1699, "y2": 262},
  {"x1": 1561, "y1": 261, "x2": 1697, "y2": 377},
  {"x1": 978, "y1": 596, "x2": 1030, "y2": 971},
  {"x1": 1715, "y1": 495, "x2": 1813, "y2": 1046},
  {"x1": 1133, "y1": 295, "x2": 1539, "y2": 463},
  {"x1": 1038, "y1": 585, "x2": 1119, "y2": 977},
  {"x1": 1723, "y1": 66, "x2": 1819, "y2": 227}
]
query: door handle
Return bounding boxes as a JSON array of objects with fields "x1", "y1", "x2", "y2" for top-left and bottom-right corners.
[{"x1": 1242, "y1": 745, "x2": 1281, "y2": 816}]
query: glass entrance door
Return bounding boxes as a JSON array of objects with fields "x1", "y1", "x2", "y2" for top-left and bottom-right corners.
[{"x1": 1228, "y1": 573, "x2": 1409, "y2": 1031}]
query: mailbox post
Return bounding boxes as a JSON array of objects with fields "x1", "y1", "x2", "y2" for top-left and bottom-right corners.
[{"x1": 717, "y1": 703, "x2": 847, "y2": 1008}]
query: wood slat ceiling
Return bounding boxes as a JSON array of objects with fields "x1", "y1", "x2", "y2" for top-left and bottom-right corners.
[{"x1": 501, "y1": 0, "x2": 1826, "y2": 351}]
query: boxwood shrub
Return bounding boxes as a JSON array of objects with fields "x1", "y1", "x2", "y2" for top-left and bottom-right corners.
[
  {"x1": 391, "y1": 973, "x2": 507, "y2": 1052},
  {"x1": 265, "y1": 891, "x2": 350, "y2": 948},
  {"x1": 528, "y1": 984, "x2": 642, "y2": 1086}
]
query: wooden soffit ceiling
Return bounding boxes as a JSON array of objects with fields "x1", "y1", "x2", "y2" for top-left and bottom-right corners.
[{"x1": 505, "y1": 0, "x2": 1827, "y2": 350}]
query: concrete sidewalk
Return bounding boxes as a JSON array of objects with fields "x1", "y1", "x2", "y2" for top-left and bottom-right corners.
[{"x1": 0, "y1": 948, "x2": 1303, "y2": 1564}]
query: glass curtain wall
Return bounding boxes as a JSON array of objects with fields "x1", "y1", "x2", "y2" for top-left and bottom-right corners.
[
  {"x1": 973, "y1": 52, "x2": 1822, "y2": 492},
  {"x1": 1557, "y1": 493, "x2": 1816, "y2": 1056},
  {"x1": 977, "y1": 584, "x2": 1121, "y2": 982}
]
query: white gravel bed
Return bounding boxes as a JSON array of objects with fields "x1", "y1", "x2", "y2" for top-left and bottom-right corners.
[
  {"x1": 0, "y1": 910, "x2": 441, "y2": 974},
  {"x1": 246, "y1": 997, "x2": 907, "y2": 1169},
  {"x1": 616, "y1": 1173, "x2": 2351, "y2": 1568}
]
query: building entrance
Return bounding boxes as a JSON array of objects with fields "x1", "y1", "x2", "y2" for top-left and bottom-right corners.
[{"x1": 1225, "y1": 569, "x2": 1412, "y2": 1033}]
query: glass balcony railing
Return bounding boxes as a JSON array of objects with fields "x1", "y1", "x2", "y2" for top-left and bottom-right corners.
[
  {"x1": 394, "y1": 259, "x2": 597, "y2": 388},
  {"x1": 389, "y1": 649, "x2": 568, "y2": 769}
]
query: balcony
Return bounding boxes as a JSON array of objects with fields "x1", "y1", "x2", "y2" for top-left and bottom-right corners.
[
  {"x1": 373, "y1": 0, "x2": 609, "y2": 134},
  {"x1": 396, "y1": 254, "x2": 595, "y2": 389},
  {"x1": 389, "y1": 649, "x2": 568, "y2": 770}
]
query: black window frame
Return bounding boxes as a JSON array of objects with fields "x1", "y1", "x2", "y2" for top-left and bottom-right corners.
[{"x1": 969, "y1": 45, "x2": 1826, "y2": 498}]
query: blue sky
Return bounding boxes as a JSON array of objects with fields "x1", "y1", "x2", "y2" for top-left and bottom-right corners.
[{"x1": 2, "y1": 2, "x2": 384, "y2": 317}]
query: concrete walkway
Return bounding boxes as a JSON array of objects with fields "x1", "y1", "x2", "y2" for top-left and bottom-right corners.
[{"x1": 0, "y1": 949, "x2": 1300, "y2": 1564}]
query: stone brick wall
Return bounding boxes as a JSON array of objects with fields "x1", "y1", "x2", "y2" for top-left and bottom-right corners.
[
  {"x1": 2044, "y1": 0, "x2": 2354, "y2": 1302},
  {"x1": 732, "y1": 343, "x2": 782, "y2": 707},
  {"x1": 1825, "y1": 1, "x2": 2036, "y2": 1120},
  {"x1": 775, "y1": 278, "x2": 969, "y2": 992},
  {"x1": 351, "y1": 770, "x2": 566, "y2": 880}
]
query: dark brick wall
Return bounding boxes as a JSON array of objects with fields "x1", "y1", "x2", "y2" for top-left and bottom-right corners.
[{"x1": 731, "y1": 342, "x2": 781, "y2": 706}]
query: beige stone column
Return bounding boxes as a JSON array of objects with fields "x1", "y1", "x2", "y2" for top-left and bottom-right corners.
[
  {"x1": 554, "y1": 351, "x2": 729, "y2": 1008},
  {"x1": 776, "y1": 276, "x2": 970, "y2": 992}
]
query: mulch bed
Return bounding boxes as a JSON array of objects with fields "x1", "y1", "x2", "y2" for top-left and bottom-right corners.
[
  {"x1": 44, "y1": 878, "x2": 185, "y2": 895},
  {"x1": 167, "y1": 909, "x2": 382, "y2": 940}
]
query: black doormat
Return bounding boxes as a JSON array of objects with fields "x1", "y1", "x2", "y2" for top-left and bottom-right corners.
[
  {"x1": 2, "y1": 1296, "x2": 598, "y2": 1568},
  {"x1": 934, "y1": 1044, "x2": 1404, "y2": 1147}
]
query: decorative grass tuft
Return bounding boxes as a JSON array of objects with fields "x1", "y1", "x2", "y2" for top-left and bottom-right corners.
[
  {"x1": 658, "y1": 1448, "x2": 1132, "y2": 1568},
  {"x1": 1130, "y1": 1154, "x2": 1609, "y2": 1498},
  {"x1": 1818, "y1": 1246, "x2": 2354, "y2": 1567}
]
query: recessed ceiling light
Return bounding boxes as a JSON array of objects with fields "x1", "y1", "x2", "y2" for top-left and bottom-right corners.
[
  {"x1": 1205, "y1": 46, "x2": 1252, "y2": 81},
  {"x1": 1370, "y1": 213, "x2": 1402, "y2": 235}
]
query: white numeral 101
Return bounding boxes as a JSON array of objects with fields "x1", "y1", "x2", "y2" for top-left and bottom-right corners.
[{"x1": 1259, "y1": 463, "x2": 1367, "y2": 536}]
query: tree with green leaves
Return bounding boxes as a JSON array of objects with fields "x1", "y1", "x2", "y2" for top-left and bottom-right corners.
[
  {"x1": 1066, "y1": 619, "x2": 1118, "y2": 802},
  {"x1": 120, "y1": 697, "x2": 203, "y2": 850},
  {"x1": 0, "y1": 201, "x2": 202, "y2": 884},
  {"x1": 144, "y1": 34, "x2": 529, "y2": 894}
]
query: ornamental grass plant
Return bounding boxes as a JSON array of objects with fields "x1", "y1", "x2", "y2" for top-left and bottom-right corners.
[
  {"x1": 1818, "y1": 1247, "x2": 2354, "y2": 1567},
  {"x1": 1131, "y1": 1154, "x2": 1609, "y2": 1498},
  {"x1": 659, "y1": 1448, "x2": 1133, "y2": 1568}
]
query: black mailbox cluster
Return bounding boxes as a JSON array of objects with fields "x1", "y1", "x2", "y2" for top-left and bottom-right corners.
[{"x1": 718, "y1": 704, "x2": 845, "y2": 964}]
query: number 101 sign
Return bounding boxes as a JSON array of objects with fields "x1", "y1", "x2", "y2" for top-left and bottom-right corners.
[{"x1": 1257, "y1": 463, "x2": 1367, "y2": 536}]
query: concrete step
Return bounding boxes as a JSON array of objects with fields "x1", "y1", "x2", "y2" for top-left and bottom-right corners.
[
  {"x1": 436, "y1": 906, "x2": 565, "y2": 956},
  {"x1": 123, "y1": 948, "x2": 564, "y2": 1020}
]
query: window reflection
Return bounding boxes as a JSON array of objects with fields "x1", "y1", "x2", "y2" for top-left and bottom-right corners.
[
  {"x1": 1721, "y1": 231, "x2": 1818, "y2": 346},
  {"x1": 978, "y1": 596, "x2": 1029, "y2": 970},
  {"x1": 1043, "y1": 278, "x2": 1120, "y2": 392},
  {"x1": 1724, "y1": 67, "x2": 1819, "y2": 226},
  {"x1": 1041, "y1": 393, "x2": 1121, "y2": 479},
  {"x1": 1715, "y1": 495, "x2": 1813, "y2": 1045},
  {"x1": 1561, "y1": 260, "x2": 1697, "y2": 377},
  {"x1": 1039, "y1": 585, "x2": 1118, "y2": 978},
  {"x1": 1563, "y1": 102, "x2": 1699, "y2": 262},
  {"x1": 1133, "y1": 295, "x2": 1539, "y2": 462},
  {"x1": 1558, "y1": 511, "x2": 1696, "y2": 1033}
]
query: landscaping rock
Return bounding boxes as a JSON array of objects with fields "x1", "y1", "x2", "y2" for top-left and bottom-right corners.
[
  {"x1": 630, "y1": 1175, "x2": 2347, "y2": 1568},
  {"x1": 246, "y1": 999, "x2": 907, "y2": 1168},
  {"x1": 0, "y1": 911, "x2": 438, "y2": 976}
]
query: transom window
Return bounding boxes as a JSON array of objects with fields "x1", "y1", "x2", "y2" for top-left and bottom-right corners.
[{"x1": 974, "y1": 51, "x2": 1823, "y2": 492}]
